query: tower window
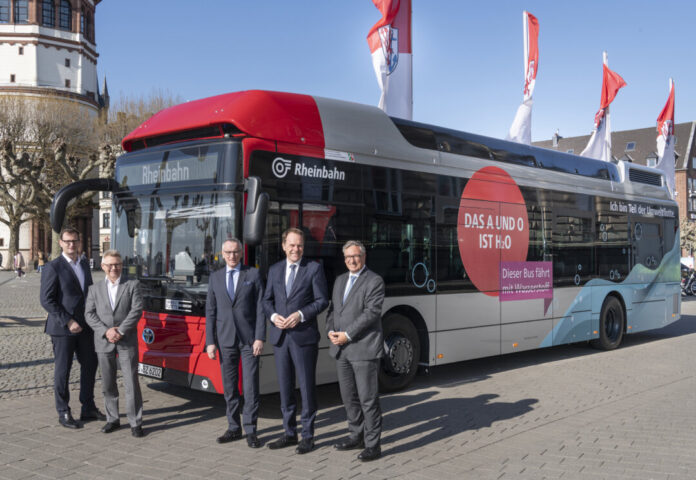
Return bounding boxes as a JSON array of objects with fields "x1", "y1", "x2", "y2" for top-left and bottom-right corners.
[
  {"x1": 0, "y1": 0, "x2": 9, "y2": 23},
  {"x1": 10, "y1": 74, "x2": 15, "y2": 82},
  {"x1": 65, "y1": 58, "x2": 70, "y2": 67},
  {"x1": 65, "y1": 79, "x2": 71, "y2": 88},
  {"x1": 42, "y1": 0, "x2": 55, "y2": 27},
  {"x1": 18, "y1": 46, "x2": 23, "y2": 55},
  {"x1": 14, "y1": 0, "x2": 28, "y2": 24},
  {"x1": 59, "y1": 0, "x2": 71, "y2": 31}
]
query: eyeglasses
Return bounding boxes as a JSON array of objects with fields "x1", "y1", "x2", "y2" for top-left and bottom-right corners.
[
  {"x1": 222, "y1": 250, "x2": 242, "y2": 256},
  {"x1": 61, "y1": 239, "x2": 80, "y2": 244},
  {"x1": 344, "y1": 255, "x2": 363, "y2": 260},
  {"x1": 103, "y1": 263, "x2": 122, "y2": 269}
]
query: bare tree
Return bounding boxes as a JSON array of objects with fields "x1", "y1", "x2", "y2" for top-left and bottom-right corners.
[{"x1": 0, "y1": 90, "x2": 181, "y2": 267}]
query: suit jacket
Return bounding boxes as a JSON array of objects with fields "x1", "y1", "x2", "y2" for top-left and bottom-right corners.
[
  {"x1": 326, "y1": 268, "x2": 385, "y2": 361},
  {"x1": 40, "y1": 255, "x2": 94, "y2": 336},
  {"x1": 205, "y1": 265, "x2": 266, "y2": 348},
  {"x1": 263, "y1": 257, "x2": 329, "y2": 347},
  {"x1": 85, "y1": 279, "x2": 143, "y2": 353}
]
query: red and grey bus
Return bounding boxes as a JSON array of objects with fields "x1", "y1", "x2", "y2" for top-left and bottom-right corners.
[{"x1": 51, "y1": 90, "x2": 680, "y2": 394}]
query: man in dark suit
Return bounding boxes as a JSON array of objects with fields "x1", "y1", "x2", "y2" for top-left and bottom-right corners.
[
  {"x1": 85, "y1": 250, "x2": 145, "y2": 437},
  {"x1": 40, "y1": 227, "x2": 105, "y2": 428},
  {"x1": 206, "y1": 238, "x2": 266, "y2": 448},
  {"x1": 263, "y1": 228, "x2": 329, "y2": 454},
  {"x1": 327, "y1": 240, "x2": 385, "y2": 462}
]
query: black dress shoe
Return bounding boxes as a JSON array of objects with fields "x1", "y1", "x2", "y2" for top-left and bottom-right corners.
[
  {"x1": 131, "y1": 426, "x2": 144, "y2": 438},
  {"x1": 246, "y1": 433, "x2": 261, "y2": 448},
  {"x1": 58, "y1": 413, "x2": 82, "y2": 429},
  {"x1": 267, "y1": 434, "x2": 298, "y2": 449},
  {"x1": 216, "y1": 430, "x2": 243, "y2": 444},
  {"x1": 358, "y1": 446, "x2": 381, "y2": 462},
  {"x1": 101, "y1": 421, "x2": 120, "y2": 433},
  {"x1": 80, "y1": 409, "x2": 106, "y2": 422},
  {"x1": 334, "y1": 437, "x2": 365, "y2": 451},
  {"x1": 295, "y1": 438, "x2": 314, "y2": 455}
]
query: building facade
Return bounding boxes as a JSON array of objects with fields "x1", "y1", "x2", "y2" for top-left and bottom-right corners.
[{"x1": 0, "y1": 0, "x2": 106, "y2": 268}]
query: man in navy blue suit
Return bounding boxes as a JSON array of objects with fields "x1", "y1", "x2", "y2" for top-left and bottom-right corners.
[
  {"x1": 205, "y1": 238, "x2": 265, "y2": 448},
  {"x1": 40, "y1": 227, "x2": 105, "y2": 429},
  {"x1": 263, "y1": 227, "x2": 329, "y2": 454}
]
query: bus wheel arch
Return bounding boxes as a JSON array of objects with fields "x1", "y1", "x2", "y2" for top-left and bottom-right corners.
[
  {"x1": 379, "y1": 306, "x2": 428, "y2": 393},
  {"x1": 591, "y1": 292, "x2": 626, "y2": 350}
]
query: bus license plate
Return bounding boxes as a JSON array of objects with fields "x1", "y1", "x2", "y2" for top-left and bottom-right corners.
[{"x1": 138, "y1": 363, "x2": 163, "y2": 379}]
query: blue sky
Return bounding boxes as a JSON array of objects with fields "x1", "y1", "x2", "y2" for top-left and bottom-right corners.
[{"x1": 97, "y1": 1, "x2": 693, "y2": 142}]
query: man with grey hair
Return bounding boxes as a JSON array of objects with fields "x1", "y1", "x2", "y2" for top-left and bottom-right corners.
[
  {"x1": 206, "y1": 238, "x2": 265, "y2": 448},
  {"x1": 85, "y1": 249, "x2": 145, "y2": 437},
  {"x1": 327, "y1": 240, "x2": 385, "y2": 462}
]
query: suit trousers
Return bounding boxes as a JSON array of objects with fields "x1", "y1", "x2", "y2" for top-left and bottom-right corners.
[
  {"x1": 97, "y1": 346, "x2": 143, "y2": 427},
  {"x1": 273, "y1": 338, "x2": 318, "y2": 439},
  {"x1": 336, "y1": 357, "x2": 382, "y2": 448},
  {"x1": 51, "y1": 333, "x2": 98, "y2": 415},
  {"x1": 220, "y1": 344, "x2": 260, "y2": 434}
]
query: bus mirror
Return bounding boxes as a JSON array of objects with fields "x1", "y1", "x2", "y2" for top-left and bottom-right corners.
[
  {"x1": 243, "y1": 176, "x2": 268, "y2": 246},
  {"x1": 51, "y1": 178, "x2": 119, "y2": 233}
]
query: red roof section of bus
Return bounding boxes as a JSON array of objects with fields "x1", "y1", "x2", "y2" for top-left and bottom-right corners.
[{"x1": 121, "y1": 90, "x2": 325, "y2": 151}]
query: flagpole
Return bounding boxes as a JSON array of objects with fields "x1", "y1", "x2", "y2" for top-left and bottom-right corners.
[
  {"x1": 603, "y1": 51, "x2": 611, "y2": 162},
  {"x1": 522, "y1": 11, "x2": 529, "y2": 74}
]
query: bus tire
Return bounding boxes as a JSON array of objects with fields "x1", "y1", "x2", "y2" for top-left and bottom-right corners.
[
  {"x1": 591, "y1": 296, "x2": 624, "y2": 350},
  {"x1": 379, "y1": 313, "x2": 420, "y2": 393}
]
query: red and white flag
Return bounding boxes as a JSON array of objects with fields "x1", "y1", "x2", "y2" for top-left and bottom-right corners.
[
  {"x1": 506, "y1": 11, "x2": 539, "y2": 144},
  {"x1": 656, "y1": 78, "x2": 675, "y2": 198},
  {"x1": 367, "y1": 0, "x2": 412, "y2": 119},
  {"x1": 580, "y1": 52, "x2": 627, "y2": 161}
]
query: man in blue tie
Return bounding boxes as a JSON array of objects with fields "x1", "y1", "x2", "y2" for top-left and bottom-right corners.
[
  {"x1": 206, "y1": 238, "x2": 265, "y2": 448},
  {"x1": 327, "y1": 240, "x2": 385, "y2": 462},
  {"x1": 263, "y1": 228, "x2": 329, "y2": 454}
]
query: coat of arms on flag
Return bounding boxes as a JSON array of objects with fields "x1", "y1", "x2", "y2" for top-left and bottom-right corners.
[{"x1": 378, "y1": 25, "x2": 399, "y2": 75}]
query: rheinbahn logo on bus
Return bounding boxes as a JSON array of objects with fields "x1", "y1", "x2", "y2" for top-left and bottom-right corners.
[{"x1": 271, "y1": 156, "x2": 346, "y2": 181}]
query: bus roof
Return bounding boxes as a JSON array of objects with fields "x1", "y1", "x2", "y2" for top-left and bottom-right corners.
[{"x1": 121, "y1": 90, "x2": 669, "y2": 197}]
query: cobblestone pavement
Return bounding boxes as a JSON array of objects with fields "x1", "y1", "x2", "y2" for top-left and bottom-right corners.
[{"x1": 1, "y1": 269, "x2": 695, "y2": 479}]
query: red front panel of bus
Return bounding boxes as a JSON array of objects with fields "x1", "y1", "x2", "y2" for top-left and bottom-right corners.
[{"x1": 137, "y1": 311, "x2": 224, "y2": 393}]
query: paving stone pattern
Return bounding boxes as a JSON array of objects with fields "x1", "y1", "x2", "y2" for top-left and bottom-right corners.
[{"x1": 1, "y1": 269, "x2": 695, "y2": 479}]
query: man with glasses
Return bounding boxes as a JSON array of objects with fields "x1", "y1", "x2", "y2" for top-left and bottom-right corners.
[
  {"x1": 40, "y1": 227, "x2": 104, "y2": 429},
  {"x1": 85, "y1": 250, "x2": 145, "y2": 437},
  {"x1": 206, "y1": 238, "x2": 265, "y2": 448},
  {"x1": 327, "y1": 240, "x2": 385, "y2": 462}
]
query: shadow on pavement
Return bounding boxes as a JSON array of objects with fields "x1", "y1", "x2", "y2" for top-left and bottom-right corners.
[{"x1": 381, "y1": 392, "x2": 537, "y2": 456}]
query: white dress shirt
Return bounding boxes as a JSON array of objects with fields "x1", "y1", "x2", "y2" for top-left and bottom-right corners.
[
  {"x1": 271, "y1": 259, "x2": 305, "y2": 324},
  {"x1": 62, "y1": 253, "x2": 85, "y2": 291},
  {"x1": 226, "y1": 265, "x2": 240, "y2": 293}
]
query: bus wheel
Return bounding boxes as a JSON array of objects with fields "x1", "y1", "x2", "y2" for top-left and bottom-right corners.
[
  {"x1": 591, "y1": 296, "x2": 624, "y2": 350},
  {"x1": 379, "y1": 313, "x2": 420, "y2": 393}
]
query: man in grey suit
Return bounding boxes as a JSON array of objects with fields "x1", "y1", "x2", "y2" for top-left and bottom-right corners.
[
  {"x1": 85, "y1": 250, "x2": 144, "y2": 437},
  {"x1": 206, "y1": 238, "x2": 265, "y2": 448},
  {"x1": 327, "y1": 240, "x2": 385, "y2": 462}
]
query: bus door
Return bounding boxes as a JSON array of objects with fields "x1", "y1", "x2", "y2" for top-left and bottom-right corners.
[
  {"x1": 546, "y1": 202, "x2": 595, "y2": 346},
  {"x1": 629, "y1": 215, "x2": 666, "y2": 331}
]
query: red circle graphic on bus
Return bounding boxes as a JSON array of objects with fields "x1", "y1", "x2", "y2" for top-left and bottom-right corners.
[{"x1": 457, "y1": 166, "x2": 529, "y2": 296}]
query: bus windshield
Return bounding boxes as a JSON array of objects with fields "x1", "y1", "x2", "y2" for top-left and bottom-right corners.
[{"x1": 112, "y1": 191, "x2": 239, "y2": 315}]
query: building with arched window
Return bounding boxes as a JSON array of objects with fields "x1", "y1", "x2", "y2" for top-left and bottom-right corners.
[{"x1": 0, "y1": 0, "x2": 108, "y2": 268}]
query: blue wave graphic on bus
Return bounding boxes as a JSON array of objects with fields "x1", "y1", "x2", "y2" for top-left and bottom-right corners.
[{"x1": 540, "y1": 234, "x2": 680, "y2": 348}]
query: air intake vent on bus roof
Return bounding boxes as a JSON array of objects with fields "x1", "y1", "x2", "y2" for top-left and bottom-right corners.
[{"x1": 628, "y1": 168, "x2": 663, "y2": 187}]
